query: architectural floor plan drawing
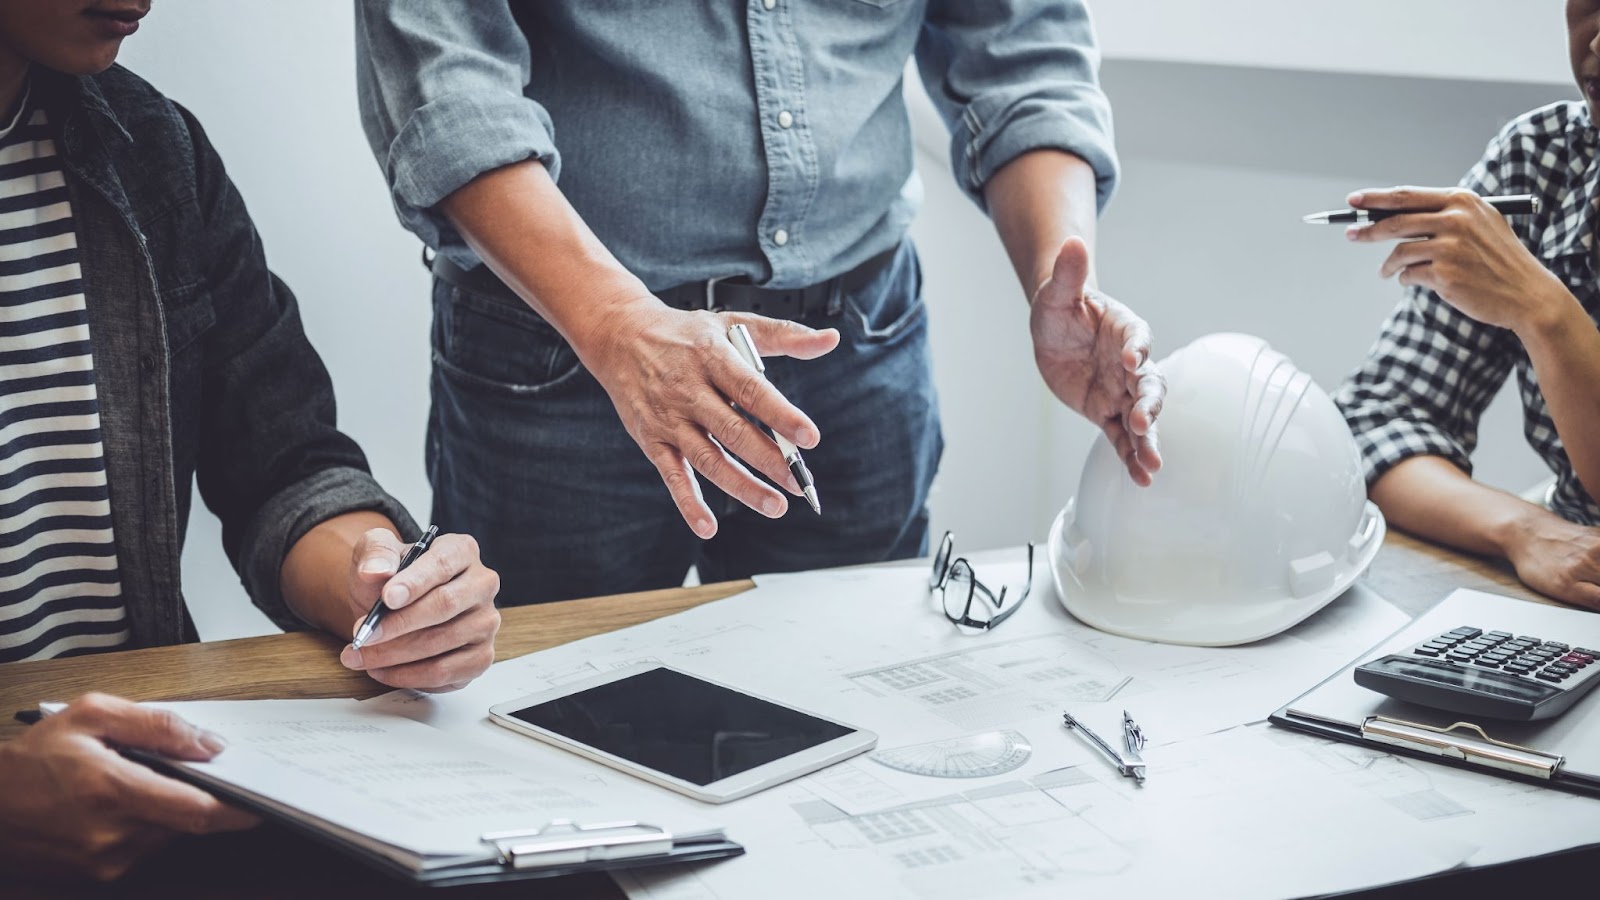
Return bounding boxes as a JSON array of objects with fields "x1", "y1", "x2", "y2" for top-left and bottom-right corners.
[
  {"x1": 847, "y1": 636, "x2": 1132, "y2": 731},
  {"x1": 616, "y1": 726, "x2": 1473, "y2": 900}
]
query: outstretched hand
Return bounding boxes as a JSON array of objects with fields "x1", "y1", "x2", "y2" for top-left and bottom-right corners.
[{"x1": 1029, "y1": 237, "x2": 1164, "y2": 485}]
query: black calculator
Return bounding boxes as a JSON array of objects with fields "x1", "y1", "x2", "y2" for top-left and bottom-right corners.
[{"x1": 1354, "y1": 626, "x2": 1600, "y2": 721}]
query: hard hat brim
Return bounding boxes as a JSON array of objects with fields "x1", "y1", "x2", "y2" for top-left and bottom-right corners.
[{"x1": 1048, "y1": 500, "x2": 1387, "y2": 647}]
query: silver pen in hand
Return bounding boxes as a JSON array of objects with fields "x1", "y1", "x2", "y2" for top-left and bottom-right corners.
[
  {"x1": 351, "y1": 525, "x2": 439, "y2": 650},
  {"x1": 726, "y1": 323, "x2": 821, "y2": 514}
]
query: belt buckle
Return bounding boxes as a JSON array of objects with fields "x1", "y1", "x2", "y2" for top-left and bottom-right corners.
[{"x1": 703, "y1": 275, "x2": 730, "y2": 313}]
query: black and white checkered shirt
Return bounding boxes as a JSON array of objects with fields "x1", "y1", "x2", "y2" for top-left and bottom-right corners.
[{"x1": 1336, "y1": 100, "x2": 1600, "y2": 526}]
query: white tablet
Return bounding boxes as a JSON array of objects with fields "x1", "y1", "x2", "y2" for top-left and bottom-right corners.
[{"x1": 488, "y1": 663, "x2": 876, "y2": 803}]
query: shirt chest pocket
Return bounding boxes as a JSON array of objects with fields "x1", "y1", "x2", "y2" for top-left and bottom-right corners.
[{"x1": 161, "y1": 281, "x2": 217, "y2": 357}]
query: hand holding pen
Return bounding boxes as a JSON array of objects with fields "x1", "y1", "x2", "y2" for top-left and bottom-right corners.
[
  {"x1": 338, "y1": 525, "x2": 502, "y2": 692},
  {"x1": 1317, "y1": 188, "x2": 1571, "y2": 335},
  {"x1": 727, "y1": 323, "x2": 822, "y2": 514},
  {"x1": 572, "y1": 305, "x2": 836, "y2": 540}
]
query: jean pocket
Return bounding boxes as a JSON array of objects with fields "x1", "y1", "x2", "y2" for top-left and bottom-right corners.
[
  {"x1": 433, "y1": 286, "x2": 585, "y2": 396},
  {"x1": 842, "y1": 246, "x2": 926, "y2": 344},
  {"x1": 844, "y1": 289, "x2": 927, "y2": 344}
]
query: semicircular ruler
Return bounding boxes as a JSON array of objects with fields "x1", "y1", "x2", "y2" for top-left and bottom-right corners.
[{"x1": 870, "y1": 730, "x2": 1033, "y2": 779}]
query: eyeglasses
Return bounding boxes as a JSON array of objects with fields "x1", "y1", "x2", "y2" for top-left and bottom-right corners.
[{"x1": 928, "y1": 532, "x2": 1035, "y2": 631}]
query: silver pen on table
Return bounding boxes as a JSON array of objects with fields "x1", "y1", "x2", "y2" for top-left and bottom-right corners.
[
  {"x1": 1063, "y1": 711, "x2": 1146, "y2": 784},
  {"x1": 726, "y1": 323, "x2": 821, "y2": 514}
]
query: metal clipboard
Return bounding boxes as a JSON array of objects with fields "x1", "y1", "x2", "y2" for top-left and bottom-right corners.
[
  {"x1": 120, "y1": 747, "x2": 744, "y2": 887},
  {"x1": 1268, "y1": 589, "x2": 1600, "y2": 798}
]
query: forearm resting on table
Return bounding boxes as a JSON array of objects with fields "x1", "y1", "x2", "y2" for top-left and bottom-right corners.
[
  {"x1": 983, "y1": 149, "x2": 1101, "y2": 296},
  {"x1": 439, "y1": 159, "x2": 647, "y2": 351},
  {"x1": 280, "y1": 510, "x2": 396, "y2": 637},
  {"x1": 1370, "y1": 456, "x2": 1552, "y2": 560}
]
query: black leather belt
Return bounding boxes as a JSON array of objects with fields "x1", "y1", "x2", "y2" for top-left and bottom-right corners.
[{"x1": 430, "y1": 246, "x2": 898, "y2": 321}]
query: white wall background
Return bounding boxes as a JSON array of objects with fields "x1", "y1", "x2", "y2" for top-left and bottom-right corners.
[{"x1": 116, "y1": 1, "x2": 1575, "y2": 640}]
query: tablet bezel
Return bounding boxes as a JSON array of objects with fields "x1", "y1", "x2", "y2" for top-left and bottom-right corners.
[{"x1": 487, "y1": 662, "x2": 877, "y2": 804}]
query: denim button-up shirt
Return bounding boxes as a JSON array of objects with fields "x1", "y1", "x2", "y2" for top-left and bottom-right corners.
[{"x1": 356, "y1": 0, "x2": 1118, "y2": 292}]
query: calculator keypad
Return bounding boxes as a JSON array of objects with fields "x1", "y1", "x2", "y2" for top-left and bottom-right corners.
[{"x1": 1411, "y1": 626, "x2": 1597, "y2": 685}]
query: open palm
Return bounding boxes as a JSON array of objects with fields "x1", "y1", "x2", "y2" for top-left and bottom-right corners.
[{"x1": 1030, "y1": 237, "x2": 1164, "y2": 485}]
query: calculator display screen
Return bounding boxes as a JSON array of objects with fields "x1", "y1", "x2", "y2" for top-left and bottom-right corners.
[{"x1": 1371, "y1": 655, "x2": 1562, "y2": 702}]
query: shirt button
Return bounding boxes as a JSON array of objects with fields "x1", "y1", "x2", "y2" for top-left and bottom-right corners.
[
  {"x1": 777, "y1": 110, "x2": 794, "y2": 129},
  {"x1": 773, "y1": 229, "x2": 789, "y2": 246},
  {"x1": 762, "y1": 0, "x2": 776, "y2": 8}
]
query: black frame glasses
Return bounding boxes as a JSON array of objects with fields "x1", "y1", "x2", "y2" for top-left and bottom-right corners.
[{"x1": 928, "y1": 532, "x2": 1035, "y2": 631}]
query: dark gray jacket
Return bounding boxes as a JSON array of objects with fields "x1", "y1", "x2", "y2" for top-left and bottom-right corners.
[{"x1": 34, "y1": 64, "x2": 414, "y2": 648}]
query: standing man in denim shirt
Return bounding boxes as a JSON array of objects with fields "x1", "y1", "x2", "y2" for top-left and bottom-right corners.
[{"x1": 356, "y1": 1, "x2": 1165, "y2": 605}]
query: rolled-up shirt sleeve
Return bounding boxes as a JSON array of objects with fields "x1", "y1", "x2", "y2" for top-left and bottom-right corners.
[
  {"x1": 355, "y1": 0, "x2": 558, "y2": 261},
  {"x1": 915, "y1": 0, "x2": 1118, "y2": 213},
  {"x1": 1335, "y1": 286, "x2": 1518, "y2": 486}
]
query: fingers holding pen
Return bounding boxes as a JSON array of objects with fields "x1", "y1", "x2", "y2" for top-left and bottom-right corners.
[{"x1": 341, "y1": 532, "x2": 502, "y2": 690}]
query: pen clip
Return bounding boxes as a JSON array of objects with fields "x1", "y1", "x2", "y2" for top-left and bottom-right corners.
[
  {"x1": 727, "y1": 323, "x2": 765, "y2": 373},
  {"x1": 400, "y1": 525, "x2": 440, "y2": 568}
]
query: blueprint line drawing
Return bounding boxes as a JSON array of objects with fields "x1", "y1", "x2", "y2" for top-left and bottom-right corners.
[
  {"x1": 847, "y1": 636, "x2": 1131, "y2": 730},
  {"x1": 791, "y1": 768, "x2": 1140, "y2": 896}
]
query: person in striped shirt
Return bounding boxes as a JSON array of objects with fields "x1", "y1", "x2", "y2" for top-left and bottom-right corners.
[{"x1": 0, "y1": 1, "x2": 503, "y2": 881}]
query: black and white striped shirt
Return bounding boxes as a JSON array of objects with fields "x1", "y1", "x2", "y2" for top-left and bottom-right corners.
[
  {"x1": 0, "y1": 93, "x2": 128, "y2": 662},
  {"x1": 1338, "y1": 101, "x2": 1600, "y2": 527}
]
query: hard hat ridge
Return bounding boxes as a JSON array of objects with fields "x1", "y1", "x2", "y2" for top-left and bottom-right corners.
[{"x1": 1049, "y1": 333, "x2": 1385, "y2": 647}]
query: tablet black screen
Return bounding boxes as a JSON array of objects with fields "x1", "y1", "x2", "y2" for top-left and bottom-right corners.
[{"x1": 509, "y1": 668, "x2": 855, "y2": 786}]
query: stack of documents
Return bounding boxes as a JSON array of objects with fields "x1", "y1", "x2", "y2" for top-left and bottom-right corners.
[{"x1": 138, "y1": 700, "x2": 736, "y2": 886}]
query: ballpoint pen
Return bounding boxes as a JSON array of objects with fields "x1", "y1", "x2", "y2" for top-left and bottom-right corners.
[
  {"x1": 1121, "y1": 709, "x2": 1148, "y2": 783},
  {"x1": 726, "y1": 323, "x2": 821, "y2": 514},
  {"x1": 351, "y1": 525, "x2": 439, "y2": 650},
  {"x1": 1063, "y1": 712, "x2": 1146, "y2": 784},
  {"x1": 1301, "y1": 193, "x2": 1539, "y2": 225}
]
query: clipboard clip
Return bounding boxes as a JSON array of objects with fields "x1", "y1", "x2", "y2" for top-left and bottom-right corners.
[
  {"x1": 1360, "y1": 716, "x2": 1565, "y2": 780},
  {"x1": 482, "y1": 820, "x2": 674, "y2": 870}
]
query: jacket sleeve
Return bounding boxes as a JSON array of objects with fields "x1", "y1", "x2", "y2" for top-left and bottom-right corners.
[
  {"x1": 916, "y1": 0, "x2": 1119, "y2": 213},
  {"x1": 181, "y1": 104, "x2": 419, "y2": 632},
  {"x1": 355, "y1": 0, "x2": 559, "y2": 266}
]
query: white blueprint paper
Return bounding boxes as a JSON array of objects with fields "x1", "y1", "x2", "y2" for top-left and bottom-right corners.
[
  {"x1": 343, "y1": 556, "x2": 1600, "y2": 898},
  {"x1": 367, "y1": 559, "x2": 1407, "y2": 816},
  {"x1": 616, "y1": 724, "x2": 1474, "y2": 900}
]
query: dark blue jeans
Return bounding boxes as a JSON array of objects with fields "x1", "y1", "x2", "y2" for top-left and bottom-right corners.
[{"x1": 426, "y1": 241, "x2": 942, "y2": 605}]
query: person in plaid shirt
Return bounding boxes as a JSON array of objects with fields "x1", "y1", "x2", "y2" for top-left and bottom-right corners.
[{"x1": 1336, "y1": 2, "x2": 1600, "y2": 610}]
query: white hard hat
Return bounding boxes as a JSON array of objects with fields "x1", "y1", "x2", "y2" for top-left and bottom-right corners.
[{"x1": 1048, "y1": 332, "x2": 1384, "y2": 646}]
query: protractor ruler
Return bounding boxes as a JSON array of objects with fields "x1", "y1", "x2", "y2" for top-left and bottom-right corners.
[{"x1": 870, "y1": 730, "x2": 1033, "y2": 779}]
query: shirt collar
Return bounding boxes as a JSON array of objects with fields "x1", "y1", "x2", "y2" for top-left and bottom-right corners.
[
  {"x1": 1537, "y1": 102, "x2": 1600, "y2": 261},
  {"x1": 30, "y1": 65, "x2": 132, "y2": 148}
]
